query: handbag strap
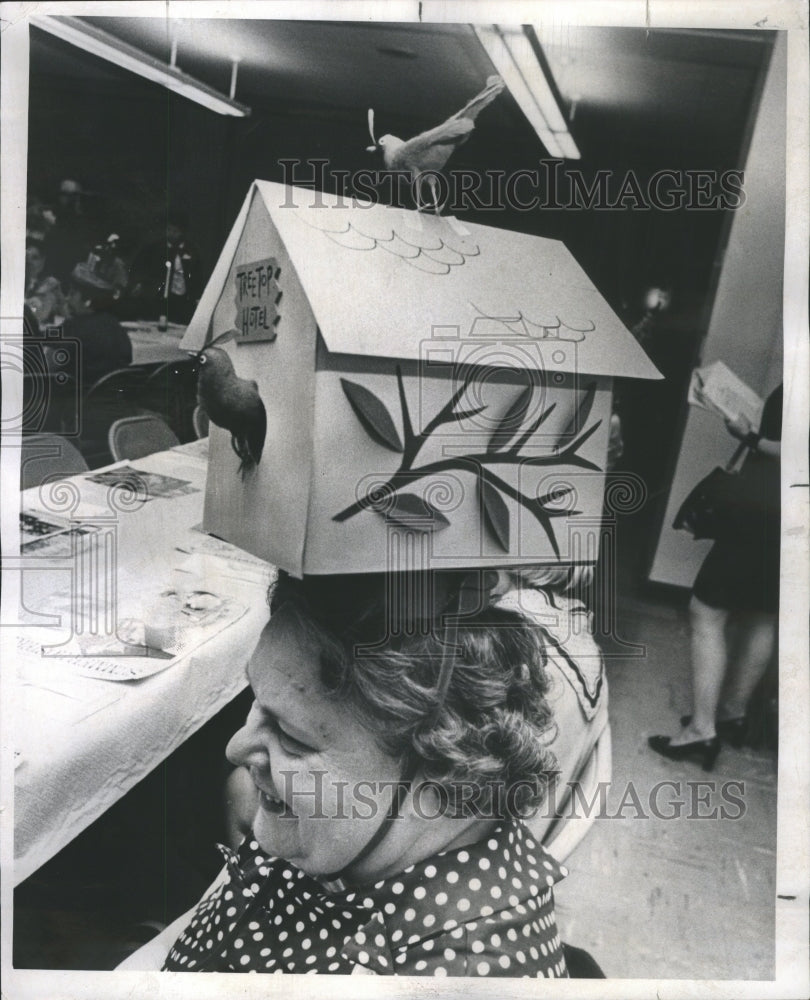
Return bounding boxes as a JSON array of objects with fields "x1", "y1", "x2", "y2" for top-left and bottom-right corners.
[{"x1": 724, "y1": 441, "x2": 748, "y2": 473}]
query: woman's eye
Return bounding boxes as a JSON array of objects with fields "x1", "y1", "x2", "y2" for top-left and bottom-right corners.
[{"x1": 276, "y1": 725, "x2": 310, "y2": 756}]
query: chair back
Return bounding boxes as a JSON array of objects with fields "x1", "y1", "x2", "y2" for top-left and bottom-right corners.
[
  {"x1": 21, "y1": 434, "x2": 89, "y2": 491},
  {"x1": 108, "y1": 414, "x2": 180, "y2": 462},
  {"x1": 192, "y1": 405, "x2": 209, "y2": 439}
]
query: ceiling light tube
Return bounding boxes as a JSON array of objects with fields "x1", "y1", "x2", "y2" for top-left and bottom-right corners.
[
  {"x1": 474, "y1": 24, "x2": 579, "y2": 160},
  {"x1": 30, "y1": 14, "x2": 251, "y2": 117}
]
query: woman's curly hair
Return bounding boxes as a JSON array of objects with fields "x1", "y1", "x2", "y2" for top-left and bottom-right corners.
[{"x1": 268, "y1": 569, "x2": 562, "y2": 818}]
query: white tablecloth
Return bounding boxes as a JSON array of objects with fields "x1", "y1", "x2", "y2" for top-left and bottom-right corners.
[{"x1": 13, "y1": 442, "x2": 273, "y2": 885}]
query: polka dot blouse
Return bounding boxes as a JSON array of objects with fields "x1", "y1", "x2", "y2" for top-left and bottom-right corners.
[{"x1": 162, "y1": 819, "x2": 568, "y2": 977}]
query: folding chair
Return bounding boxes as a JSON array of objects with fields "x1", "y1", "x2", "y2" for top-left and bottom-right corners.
[{"x1": 108, "y1": 414, "x2": 180, "y2": 462}]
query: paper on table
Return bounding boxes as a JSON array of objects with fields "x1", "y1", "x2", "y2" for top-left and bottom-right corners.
[
  {"x1": 16, "y1": 585, "x2": 249, "y2": 682},
  {"x1": 688, "y1": 361, "x2": 764, "y2": 426}
]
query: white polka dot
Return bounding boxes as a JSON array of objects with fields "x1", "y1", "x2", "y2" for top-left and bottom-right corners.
[
  {"x1": 357, "y1": 950, "x2": 369, "y2": 963},
  {"x1": 457, "y1": 897, "x2": 471, "y2": 912},
  {"x1": 546, "y1": 875, "x2": 555, "y2": 886},
  {"x1": 476, "y1": 961, "x2": 490, "y2": 975},
  {"x1": 248, "y1": 921, "x2": 259, "y2": 930},
  {"x1": 480, "y1": 905, "x2": 494, "y2": 917},
  {"x1": 471, "y1": 940, "x2": 485, "y2": 954},
  {"x1": 540, "y1": 942, "x2": 548, "y2": 955},
  {"x1": 375, "y1": 934, "x2": 386, "y2": 947},
  {"x1": 392, "y1": 929, "x2": 403, "y2": 942},
  {"x1": 451, "y1": 926, "x2": 464, "y2": 939},
  {"x1": 240, "y1": 954, "x2": 250, "y2": 966},
  {"x1": 296, "y1": 921, "x2": 305, "y2": 933},
  {"x1": 319, "y1": 928, "x2": 329, "y2": 941},
  {"x1": 516, "y1": 950, "x2": 526, "y2": 963},
  {"x1": 446, "y1": 870, "x2": 459, "y2": 884},
  {"x1": 385, "y1": 902, "x2": 396, "y2": 915},
  {"x1": 487, "y1": 839, "x2": 498, "y2": 850},
  {"x1": 512, "y1": 876, "x2": 523, "y2": 889},
  {"x1": 260, "y1": 947, "x2": 271, "y2": 957},
  {"x1": 508, "y1": 894, "x2": 520, "y2": 907},
  {"x1": 435, "y1": 891, "x2": 448, "y2": 906},
  {"x1": 560, "y1": 865, "x2": 569, "y2": 877},
  {"x1": 423, "y1": 939, "x2": 434, "y2": 951},
  {"x1": 423, "y1": 914, "x2": 436, "y2": 928},
  {"x1": 490, "y1": 885, "x2": 502, "y2": 899},
  {"x1": 252, "y1": 932, "x2": 263, "y2": 942},
  {"x1": 233, "y1": 938, "x2": 244, "y2": 949},
  {"x1": 490, "y1": 933, "x2": 501, "y2": 947},
  {"x1": 404, "y1": 908, "x2": 416, "y2": 921},
  {"x1": 424, "y1": 865, "x2": 437, "y2": 878},
  {"x1": 392, "y1": 882, "x2": 404, "y2": 894},
  {"x1": 499, "y1": 955, "x2": 510, "y2": 969},
  {"x1": 414, "y1": 886, "x2": 426, "y2": 900},
  {"x1": 301, "y1": 938, "x2": 311, "y2": 950},
  {"x1": 434, "y1": 966, "x2": 447, "y2": 977},
  {"x1": 278, "y1": 931, "x2": 288, "y2": 943},
  {"x1": 479, "y1": 857, "x2": 491, "y2": 870},
  {"x1": 415, "y1": 959, "x2": 427, "y2": 971},
  {"x1": 226, "y1": 906, "x2": 236, "y2": 917},
  {"x1": 457, "y1": 850, "x2": 470, "y2": 863},
  {"x1": 529, "y1": 946, "x2": 539, "y2": 959},
  {"x1": 468, "y1": 877, "x2": 481, "y2": 891}
]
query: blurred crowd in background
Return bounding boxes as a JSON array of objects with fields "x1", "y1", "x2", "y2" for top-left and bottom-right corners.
[{"x1": 25, "y1": 177, "x2": 206, "y2": 331}]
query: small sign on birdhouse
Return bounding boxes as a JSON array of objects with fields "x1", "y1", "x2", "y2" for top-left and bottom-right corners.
[{"x1": 233, "y1": 256, "x2": 281, "y2": 343}]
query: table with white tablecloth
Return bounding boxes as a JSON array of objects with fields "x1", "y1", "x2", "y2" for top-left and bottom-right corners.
[{"x1": 13, "y1": 439, "x2": 273, "y2": 886}]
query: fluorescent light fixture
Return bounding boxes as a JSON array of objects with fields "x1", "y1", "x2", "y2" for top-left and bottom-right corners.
[
  {"x1": 474, "y1": 24, "x2": 579, "y2": 159},
  {"x1": 30, "y1": 15, "x2": 251, "y2": 117}
]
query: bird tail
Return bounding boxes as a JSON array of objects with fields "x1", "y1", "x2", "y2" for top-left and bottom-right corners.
[{"x1": 453, "y1": 75, "x2": 505, "y2": 122}]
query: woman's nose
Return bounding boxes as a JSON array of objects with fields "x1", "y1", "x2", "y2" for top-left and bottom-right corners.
[{"x1": 225, "y1": 716, "x2": 266, "y2": 769}]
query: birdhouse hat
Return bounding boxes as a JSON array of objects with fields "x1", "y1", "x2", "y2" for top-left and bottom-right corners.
[{"x1": 183, "y1": 181, "x2": 659, "y2": 578}]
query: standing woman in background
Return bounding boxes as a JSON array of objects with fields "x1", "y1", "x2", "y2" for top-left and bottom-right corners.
[{"x1": 649, "y1": 383, "x2": 782, "y2": 769}]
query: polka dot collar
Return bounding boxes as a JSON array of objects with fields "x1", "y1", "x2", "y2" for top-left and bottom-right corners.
[{"x1": 163, "y1": 820, "x2": 568, "y2": 976}]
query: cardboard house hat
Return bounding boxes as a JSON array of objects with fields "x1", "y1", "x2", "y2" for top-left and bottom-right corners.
[{"x1": 183, "y1": 181, "x2": 659, "y2": 579}]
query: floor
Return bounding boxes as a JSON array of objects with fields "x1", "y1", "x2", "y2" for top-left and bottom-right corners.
[{"x1": 554, "y1": 586, "x2": 778, "y2": 980}]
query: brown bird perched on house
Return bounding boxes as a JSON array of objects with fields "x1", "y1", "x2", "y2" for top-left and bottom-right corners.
[
  {"x1": 188, "y1": 331, "x2": 267, "y2": 478},
  {"x1": 366, "y1": 75, "x2": 505, "y2": 212}
]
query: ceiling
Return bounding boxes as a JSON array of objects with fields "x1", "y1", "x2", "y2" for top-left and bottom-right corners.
[{"x1": 63, "y1": 17, "x2": 773, "y2": 162}]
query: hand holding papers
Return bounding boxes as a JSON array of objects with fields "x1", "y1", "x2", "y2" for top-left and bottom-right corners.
[{"x1": 688, "y1": 360, "x2": 764, "y2": 428}]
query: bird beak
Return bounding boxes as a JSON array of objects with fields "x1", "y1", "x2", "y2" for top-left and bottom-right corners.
[{"x1": 366, "y1": 144, "x2": 378, "y2": 153}]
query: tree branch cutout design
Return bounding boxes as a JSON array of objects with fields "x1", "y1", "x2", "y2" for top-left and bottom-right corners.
[{"x1": 333, "y1": 368, "x2": 603, "y2": 559}]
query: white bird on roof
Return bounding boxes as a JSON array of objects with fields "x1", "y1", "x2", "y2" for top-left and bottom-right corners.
[{"x1": 366, "y1": 75, "x2": 505, "y2": 213}]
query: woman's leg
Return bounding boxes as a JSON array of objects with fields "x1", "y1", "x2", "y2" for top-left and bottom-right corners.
[
  {"x1": 674, "y1": 595, "x2": 730, "y2": 743},
  {"x1": 719, "y1": 611, "x2": 777, "y2": 719}
]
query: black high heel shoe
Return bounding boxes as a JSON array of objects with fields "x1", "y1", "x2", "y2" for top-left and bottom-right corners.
[
  {"x1": 648, "y1": 734, "x2": 721, "y2": 771},
  {"x1": 679, "y1": 715, "x2": 748, "y2": 748}
]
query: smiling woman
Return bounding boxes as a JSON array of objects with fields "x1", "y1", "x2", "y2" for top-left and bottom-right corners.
[{"x1": 122, "y1": 567, "x2": 586, "y2": 977}]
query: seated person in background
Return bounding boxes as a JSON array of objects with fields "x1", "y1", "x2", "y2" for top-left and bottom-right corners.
[
  {"x1": 63, "y1": 263, "x2": 132, "y2": 391},
  {"x1": 25, "y1": 240, "x2": 66, "y2": 326},
  {"x1": 44, "y1": 178, "x2": 99, "y2": 285},
  {"x1": 128, "y1": 210, "x2": 204, "y2": 325},
  {"x1": 121, "y1": 565, "x2": 609, "y2": 977}
]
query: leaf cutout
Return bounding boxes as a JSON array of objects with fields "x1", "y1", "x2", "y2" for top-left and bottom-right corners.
[
  {"x1": 381, "y1": 492, "x2": 450, "y2": 532},
  {"x1": 487, "y1": 385, "x2": 533, "y2": 453},
  {"x1": 559, "y1": 381, "x2": 597, "y2": 441},
  {"x1": 480, "y1": 479, "x2": 510, "y2": 551},
  {"x1": 341, "y1": 379, "x2": 403, "y2": 453}
]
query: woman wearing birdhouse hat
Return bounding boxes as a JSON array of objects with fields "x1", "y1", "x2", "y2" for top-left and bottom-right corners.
[{"x1": 121, "y1": 552, "x2": 607, "y2": 978}]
